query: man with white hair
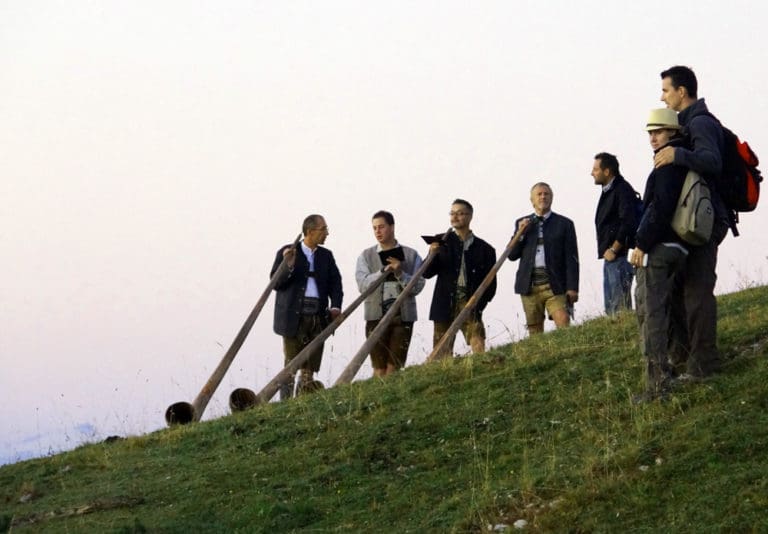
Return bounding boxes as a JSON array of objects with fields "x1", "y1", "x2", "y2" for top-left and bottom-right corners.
[{"x1": 508, "y1": 183, "x2": 579, "y2": 336}]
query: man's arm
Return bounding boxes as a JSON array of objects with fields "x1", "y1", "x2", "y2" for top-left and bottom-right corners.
[
  {"x1": 271, "y1": 246, "x2": 296, "y2": 290},
  {"x1": 674, "y1": 115, "x2": 723, "y2": 177},
  {"x1": 655, "y1": 115, "x2": 723, "y2": 176},
  {"x1": 423, "y1": 241, "x2": 445, "y2": 279},
  {"x1": 508, "y1": 216, "x2": 532, "y2": 261},
  {"x1": 480, "y1": 244, "x2": 497, "y2": 308},
  {"x1": 355, "y1": 251, "x2": 382, "y2": 293},
  {"x1": 399, "y1": 249, "x2": 426, "y2": 296},
  {"x1": 565, "y1": 219, "x2": 579, "y2": 297},
  {"x1": 327, "y1": 252, "x2": 343, "y2": 311},
  {"x1": 613, "y1": 183, "x2": 639, "y2": 251}
]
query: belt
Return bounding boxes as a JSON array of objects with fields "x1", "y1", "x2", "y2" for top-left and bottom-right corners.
[{"x1": 301, "y1": 297, "x2": 321, "y2": 315}]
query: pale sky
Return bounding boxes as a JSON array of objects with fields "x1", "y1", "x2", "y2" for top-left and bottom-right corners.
[{"x1": 2, "y1": 1, "x2": 767, "y2": 464}]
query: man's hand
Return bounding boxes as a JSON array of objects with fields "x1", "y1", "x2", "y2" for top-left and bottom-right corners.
[
  {"x1": 630, "y1": 248, "x2": 646, "y2": 268},
  {"x1": 515, "y1": 217, "x2": 531, "y2": 238},
  {"x1": 429, "y1": 242, "x2": 442, "y2": 253},
  {"x1": 282, "y1": 246, "x2": 297, "y2": 269},
  {"x1": 654, "y1": 146, "x2": 675, "y2": 169},
  {"x1": 329, "y1": 308, "x2": 341, "y2": 320},
  {"x1": 385, "y1": 257, "x2": 402, "y2": 275},
  {"x1": 566, "y1": 290, "x2": 579, "y2": 304}
]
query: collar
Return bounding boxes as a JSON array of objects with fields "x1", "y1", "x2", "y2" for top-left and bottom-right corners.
[
  {"x1": 376, "y1": 240, "x2": 399, "y2": 252},
  {"x1": 601, "y1": 176, "x2": 616, "y2": 193},
  {"x1": 453, "y1": 230, "x2": 474, "y2": 248},
  {"x1": 678, "y1": 98, "x2": 708, "y2": 126},
  {"x1": 301, "y1": 242, "x2": 317, "y2": 255},
  {"x1": 462, "y1": 232, "x2": 475, "y2": 250}
]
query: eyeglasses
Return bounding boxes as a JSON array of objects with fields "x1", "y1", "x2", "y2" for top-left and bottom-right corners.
[
  {"x1": 449, "y1": 211, "x2": 469, "y2": 216},
  {"x1": 311, "y1": 226, "x2": 329, "y2": 232}
]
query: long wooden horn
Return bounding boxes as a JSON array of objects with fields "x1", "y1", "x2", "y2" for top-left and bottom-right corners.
[
  {"x1": 164, "y1": 233, "x2": 302, "y2": 426},
  {"x1": 333, "y1": 229, "x2": 450, "y2": 386},
  {"x1": 229, "y1": 267, "x2": 392, "y2": 410},
  {"x1": 426, "y1": 222, "x2": 529, "y2": 363}
]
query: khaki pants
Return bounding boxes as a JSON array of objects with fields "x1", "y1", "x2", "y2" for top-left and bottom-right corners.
[
  {"x1": 521, "y1": 283, "x2": 567, "y2": 329},
  {"x1": 432, "y1": 296, "x2": 486, "y2": 358}
]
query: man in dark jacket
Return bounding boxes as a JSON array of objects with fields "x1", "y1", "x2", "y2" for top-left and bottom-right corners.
[
  {"x1": 424, "y1": 199, "x2": 496, "y2": 358},
  {"x1": 655, "y1": 65, "x2": 725, "y2": 380},
  {"x1": 271, "y1": 214, "x2": 343, "y2": 398},
  {"x1": 630, "y1": 108, "x2": 690, "y2": 402},
  {"x1": 591, "y1": 152, "x2": 639, "y2": 315},
  {"x1": 508, "y1": 183, "x2": 579, "y2": 336}
]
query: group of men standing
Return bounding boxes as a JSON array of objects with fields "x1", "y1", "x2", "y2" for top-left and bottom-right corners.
[
  {"x1": 269, "y1": 65, "x2": 731, "y2": 404},
  {"x1": 593, "y1": 65, "x2": 727, "y2": 402},
  {"x1": 269, "y1": 188, "x2": 580, "y2": 398}
]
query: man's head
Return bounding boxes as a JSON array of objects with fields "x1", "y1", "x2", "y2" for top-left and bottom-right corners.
[
  {"x1": 302, "y1": 214, "x2": 329, "y2": 247},
  {"x1": 371, "y1": 210, "x2": 396, "y2": 246},
  {"x1": 450, "y1": 199, "x2": 473, "y2": 231},
  {"x1": 645, "y1": 108, "x2": 681, "y2": 151},
  {"x1": 592, "y1": 152, "x2": 620, "y2": 186},
  {"x1": 530, "y1": 182, "x2": 553, "y2": 216},
  {"x1": 660, "y1": 65, "x2": 697, "y2": 112}
]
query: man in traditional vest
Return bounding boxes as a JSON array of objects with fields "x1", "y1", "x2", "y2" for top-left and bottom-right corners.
[{"x1": 355, "y1": 210, "x2": 425, "y2": 377}]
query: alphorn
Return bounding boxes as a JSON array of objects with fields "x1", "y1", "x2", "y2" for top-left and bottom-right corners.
[
  {"x1": 426, "y1": 221, "x2": 530, "y2": 363},
  {"x1": 165, "y1": 233, "x2": 302, "y2": 426},
  {"x1": 334, "y1": 234, "x2": 447, "y2": 386},
  {"x1": 228, "y1": 267, "x2": 392, "y2": 410}
]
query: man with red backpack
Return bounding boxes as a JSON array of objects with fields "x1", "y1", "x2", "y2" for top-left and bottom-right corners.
[{"x1": 653, "y1": 65, "x2": 726, "y2": 381}]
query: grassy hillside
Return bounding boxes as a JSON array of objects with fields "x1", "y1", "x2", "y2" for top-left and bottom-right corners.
[{"x1": 2, "y1": 285, "x2": 767, "y2": 533}]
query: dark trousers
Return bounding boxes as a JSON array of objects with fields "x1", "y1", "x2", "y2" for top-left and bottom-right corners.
[
  {"x1": 636, "y1": 244, "x2": 687, "y2": 389},
  {"x1": 280, "y1": 314, "x2": 325, "y2": 399},
  {"x1": 365, "y1": 315, "x2": 414, "y2": 370},
  {"x1": 670, "y1": 222, "x2": 726, "y2": 377}
]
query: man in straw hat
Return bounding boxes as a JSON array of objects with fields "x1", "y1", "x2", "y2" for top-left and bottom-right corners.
[
  {"x1": 630, "y1": 108, "x2": 690, "y2": 403},
  {"x1": 271, "y1": 214, "x2": 343, "y2": 399},
  {"x1": 655, "y1": 65, "x2": 726, "y2": 381}
]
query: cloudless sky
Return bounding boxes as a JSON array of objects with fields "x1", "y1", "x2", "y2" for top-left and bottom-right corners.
[{"x1": 2, "y1": 1, "x2": 766, "y2": 464}]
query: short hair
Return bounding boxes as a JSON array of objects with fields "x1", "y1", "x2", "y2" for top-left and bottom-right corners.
[
  {"x1": 302, "y1": 214, "x2": 324, "y2": 235},
  {"x1": 371, "y1": 210, "x2": 395, "y2": 225},
  {"x1": 452, "y1": 198, "x2": 473, "y2": 214},
  {"x1": 530, "y1": 182, "x2": 552, "y2": 194},
  {"x1": 594, "y1": 152, "x2": 620, "y2": 177},
  {"x1": 661, "y1": 65, "x2": 698, "y2": 99}
]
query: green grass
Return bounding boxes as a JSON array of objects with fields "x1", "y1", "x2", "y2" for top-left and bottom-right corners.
[{"x1": 2, "y1": 285, "x2": 768, "y2": 533}]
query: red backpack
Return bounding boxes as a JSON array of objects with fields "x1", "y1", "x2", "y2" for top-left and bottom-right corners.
[
  {"x1": 693, "y1": 112, "x2": 762, "y2": 236},
  {"x1": 719, "y1": 125, "x2": 761, "y2": 213}
]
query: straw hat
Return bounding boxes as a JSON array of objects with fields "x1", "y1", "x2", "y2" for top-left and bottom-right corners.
[{"x1": 645, "y1": 108, "x2": 681, "y2": 131}]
